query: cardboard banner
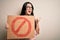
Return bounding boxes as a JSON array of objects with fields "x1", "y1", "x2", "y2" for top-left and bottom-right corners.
[{"x1": 7, "y1": 15, "x2": 35, "y2": 39}]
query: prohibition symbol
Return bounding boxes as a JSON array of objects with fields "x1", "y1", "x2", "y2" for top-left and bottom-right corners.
[{"x1": 11, "y1": 17, "x2": 31, "y2": 37}]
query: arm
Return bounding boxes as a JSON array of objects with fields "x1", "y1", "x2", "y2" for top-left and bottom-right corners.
[{"x1": 35, "y1": 18, "x2": 40, "y2": 35}]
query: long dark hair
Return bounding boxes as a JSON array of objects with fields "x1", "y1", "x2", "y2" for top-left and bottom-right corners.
[
  {"x1": 20, "y1": 2, "x2": 34, "y2": 16},
  {"x1": 20, "y1": 2, "x2": 36, "y2": 29}
]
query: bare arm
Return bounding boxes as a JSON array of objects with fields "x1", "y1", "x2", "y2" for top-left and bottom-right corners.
[{"x1": 35, "y1": 18, "x2": 40, "y2": 35}]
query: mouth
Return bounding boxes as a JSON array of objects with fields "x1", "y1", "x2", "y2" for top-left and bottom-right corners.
[
  {"x1": 28, "y1": 11, "x2": 30, "y2": 13},
  {"x1": 28, "y1": 10, "x2": 32, "y2": 13}
]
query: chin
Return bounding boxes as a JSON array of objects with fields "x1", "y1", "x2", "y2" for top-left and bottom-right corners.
[{"x1": 26, "y1": 12, "x2": 31, "y2": 15}]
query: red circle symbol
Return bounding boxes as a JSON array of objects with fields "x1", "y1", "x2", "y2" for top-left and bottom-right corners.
[{"x1": 11, "y1": 17, "x2": 31, "y2": 37}]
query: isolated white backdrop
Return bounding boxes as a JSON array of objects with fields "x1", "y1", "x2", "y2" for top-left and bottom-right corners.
[{"x1": 0, "y1": 0, "x2": 60, "y2": 40}]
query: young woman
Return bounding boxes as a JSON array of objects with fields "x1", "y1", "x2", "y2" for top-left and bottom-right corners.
[
  {"x1": 6, "y1": 2, "x2": 40, "y2": 40},
  {"x1": 20, "y1": 2, "x2": 40, "y2": 40}
]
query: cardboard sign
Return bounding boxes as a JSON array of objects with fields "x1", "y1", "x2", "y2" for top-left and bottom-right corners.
[{"x1": 7, "y1": 15, "x2": 35, "y2": 39}]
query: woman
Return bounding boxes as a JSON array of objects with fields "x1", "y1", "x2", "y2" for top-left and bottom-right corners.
[
  {"x1": 20, "y1": 2, "x2": 40, "y2": 40},
  {"x1": 6, "y1": 2, "x2": 40, "y2": 40}
]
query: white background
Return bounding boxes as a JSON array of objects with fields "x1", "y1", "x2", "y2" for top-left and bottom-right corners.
[{"x1": 0, "y1": 0, "x2": 60, "y2": 40}]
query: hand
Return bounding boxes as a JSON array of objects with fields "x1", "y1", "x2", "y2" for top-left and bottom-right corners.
[{"x1": 5, "y1": 22, "x2": 9, "y2": 29}]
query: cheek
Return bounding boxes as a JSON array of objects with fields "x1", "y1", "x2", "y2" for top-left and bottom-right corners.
[
  {"x1": 27, "y1": 8, "x2": 32, "y2": 12},
  {"x1": 26, "y1": 9, "x2": 29, "y2": 13}
]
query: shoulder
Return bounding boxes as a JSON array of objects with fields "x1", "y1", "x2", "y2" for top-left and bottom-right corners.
[
  {"x1": 35, "y1": 16, "x2": 39, "y2": 21},
  {"x1": 34, "y1": 16, "x2": 40, "y2": 23}
]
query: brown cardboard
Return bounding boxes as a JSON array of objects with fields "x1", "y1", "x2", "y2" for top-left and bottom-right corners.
[{"x1": 7, "y1": 15, "x2": 35, "y2": 39}]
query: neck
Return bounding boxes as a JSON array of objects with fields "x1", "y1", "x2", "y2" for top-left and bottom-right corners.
[{"x1": 26, "y1": 14, "x2": 31, "y2": 16}]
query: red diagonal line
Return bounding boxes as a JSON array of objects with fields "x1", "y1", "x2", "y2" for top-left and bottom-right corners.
[{"x1": 15, "y1": 20, "x2": 26, "y2": 33}]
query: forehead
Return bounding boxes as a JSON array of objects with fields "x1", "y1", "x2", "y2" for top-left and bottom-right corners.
[{"x1": 26, "y1": 4, "x2": 32, "y2": 7}]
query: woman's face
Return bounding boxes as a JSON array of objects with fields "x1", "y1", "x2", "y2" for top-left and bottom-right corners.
[{"x1": 26, "y1": 3, "x2": 32, "y2": 15}]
